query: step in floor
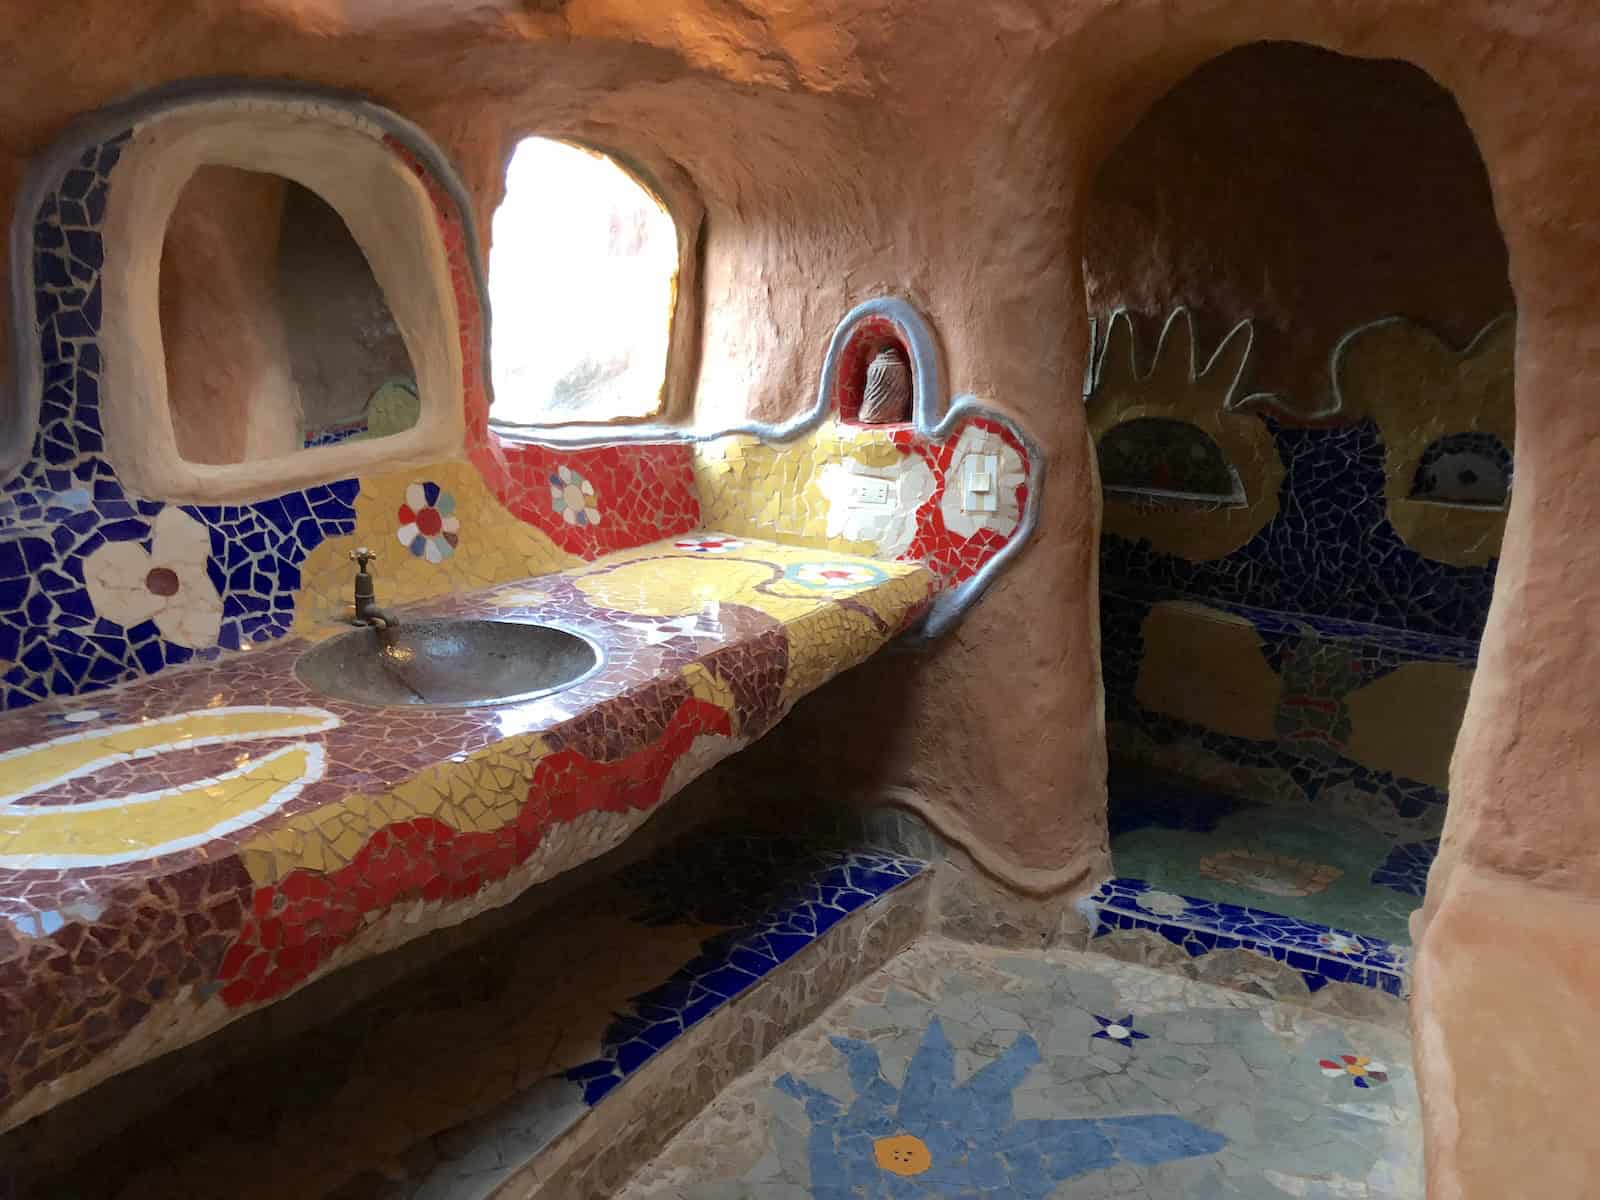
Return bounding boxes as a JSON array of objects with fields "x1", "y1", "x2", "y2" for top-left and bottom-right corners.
[{"x1": 1080, "y1": 771, "x2": 1441, "y2": 1012}]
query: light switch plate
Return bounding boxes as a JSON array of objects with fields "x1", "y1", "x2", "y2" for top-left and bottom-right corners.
[{"x1": 963, "y1": 454, "x2": 1000, "y2": 513}]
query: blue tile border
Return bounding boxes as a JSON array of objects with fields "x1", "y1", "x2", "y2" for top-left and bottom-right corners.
[
  {"x1": 1083, "y1": 877, "x2": 1409, "y2": 998},
  {"x1": 563, "y1": 832, "x2": 929, "y2": 1106}
]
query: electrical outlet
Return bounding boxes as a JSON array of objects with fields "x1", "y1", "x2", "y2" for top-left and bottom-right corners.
[{"x1": 847, "y1": 476, "x2": 893, "y2": 507}]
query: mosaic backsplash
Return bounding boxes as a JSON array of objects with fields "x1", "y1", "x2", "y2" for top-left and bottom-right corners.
[
  {"x1": 0, "y1": 82, "x2": 1041, "y2": 1134},
  {"x1": 0, "y1": 90, "x2": 1035, "y2": 712},
  {"x1": 1091, "y1": 308, "x2": 1513, "y2": 815}
]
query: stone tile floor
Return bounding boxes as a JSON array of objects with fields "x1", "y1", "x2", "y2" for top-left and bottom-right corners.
[{"x1": 620, "y1": 938, "x2": 1420, "y2": 1199}]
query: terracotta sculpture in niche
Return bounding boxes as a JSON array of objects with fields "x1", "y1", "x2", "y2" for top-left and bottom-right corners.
[
  {"x1": 859, "y1": 345, "x2": 911, "y2": 423},
  {"x1": 831, "y1": 314, "x2": 917, "y2": 426}
]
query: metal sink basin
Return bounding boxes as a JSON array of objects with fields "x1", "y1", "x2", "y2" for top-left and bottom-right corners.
[{"x1": 295, "y1": 619, "x2": 602, "y2": 708}]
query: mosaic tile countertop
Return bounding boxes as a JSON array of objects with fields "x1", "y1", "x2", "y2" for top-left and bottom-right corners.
[
  {"x1": 620, "y1": 938, "x2": 1420, "y2": 1199},
  {"x1": 0, "y1": 533, "x2": 932, "y2": 1133}
]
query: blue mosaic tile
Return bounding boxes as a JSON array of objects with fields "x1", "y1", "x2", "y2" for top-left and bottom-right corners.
[
  {"x1": 0, "y1": 119, "x2": 363, "y2": 710},
  {"x1": 563, "y1": 829, "x2": 929, "y2": 1106},
  {"x1": 1100, "y1": 404, "x2": 1500, "y2": 817},
  {"x1": 1087, "y1": 877, "x2": 1408, "y2": 998},
  {"x1": 1370, "y1": 839, "x2": 1439, "y2": 897}
]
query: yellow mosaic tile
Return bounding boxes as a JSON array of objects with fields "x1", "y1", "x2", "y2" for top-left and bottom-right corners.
[
  {"x1": 292, "y1": 458, "x2": 579, "y2": 635},
  {"x1": 692, "y1": 420, "x2": 916, "y2": 557}
]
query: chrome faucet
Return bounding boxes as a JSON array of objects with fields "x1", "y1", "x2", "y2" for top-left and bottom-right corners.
[{"x1": 349, "y1": 547, "x2": 400, "y2": 629}]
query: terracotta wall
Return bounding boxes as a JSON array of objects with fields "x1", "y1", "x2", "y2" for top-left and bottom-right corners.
[
  {"x1": 1084, "y1": 42, "x2": 1512, "y2": 405},
  {"x1": 276, "y1": 181, "x2": 414, "y2": 434},
  {"x1": 3, "y1": 3, "x2": 1600, "y2": 1194},
  {"x1": 160, "y1": 166, "x2": 298, "y2": 464}
]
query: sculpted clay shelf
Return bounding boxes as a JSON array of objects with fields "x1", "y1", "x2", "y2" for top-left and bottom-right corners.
[{"x1": 0, "y1": 533, "x2": 933, "y2": 1131}]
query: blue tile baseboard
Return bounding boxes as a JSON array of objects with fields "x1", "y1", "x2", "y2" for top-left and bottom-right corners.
[
  {"x1": 566, "y1": 831, "x2": 930, "y2": 1105},
  {"x1": 1082, "y1": 877, "x2": 1409, "y2": 998}
]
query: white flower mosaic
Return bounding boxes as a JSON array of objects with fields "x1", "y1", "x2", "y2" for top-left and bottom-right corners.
[
  {"x1": 81, "y1": 507, "x2": 223, "y2": 648},
  {"x1": 1317, "y1": 931, "x2": 1363, "y2": 956}
]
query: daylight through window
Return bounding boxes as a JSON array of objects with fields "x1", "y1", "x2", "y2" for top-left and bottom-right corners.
[{"x1": 487, "y1": 138, "x2": 678, "y2": 427}]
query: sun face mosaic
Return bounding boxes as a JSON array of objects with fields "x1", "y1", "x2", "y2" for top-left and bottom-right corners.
[{"x1": 1092, "y1": 307, "x2": 1512, "y2": 819}]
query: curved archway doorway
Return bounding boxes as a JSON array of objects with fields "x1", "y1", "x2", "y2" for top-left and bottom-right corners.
[{"x1": 1082, "y1": 40, "x2": 1513, "y2": 1010}]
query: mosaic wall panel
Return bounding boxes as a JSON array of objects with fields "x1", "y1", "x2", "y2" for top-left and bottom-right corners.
[
  {"x1": 0, "y1": 83, "x2": 1039, "y2": 1134},
  {"x1": 0, "y1": 108, "x2": 704, "y2": 713},
  {"x1": 1, "y1": 95, "x2": 1035, "y2": 712},
  {"x1": 693, "y1": 415, "x2": 1030, "y2": 589},
  {"x1": 1090, "y1": 308, "x2": 1514, "y2": 815}
]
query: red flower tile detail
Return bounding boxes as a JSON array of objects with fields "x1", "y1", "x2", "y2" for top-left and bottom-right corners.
[{"x1": 892, "y1": 417, "x2": 1031, "y2": 585}]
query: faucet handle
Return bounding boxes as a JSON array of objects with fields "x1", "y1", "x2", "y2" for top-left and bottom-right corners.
[{"x1": 349, "y1": 547, "x2": 378, "y2": 570}]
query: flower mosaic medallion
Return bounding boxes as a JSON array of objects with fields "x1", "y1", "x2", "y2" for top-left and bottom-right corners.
[
  {"x1": 549, "y1": 465, "x2": 603, "y2": 527},
  {"x1": 673, "y1": 535, "x2": 743, "y2": 553},
  {"x1": 396, "y1": 481, "x2": 461, "y2": 562},
  {"x1": 1318, "y1": 930, "x2": 1364, "y2": 955},
  {"x1": 1198, "y1": 849, "x2": 1344, "y2": 897},
  {"x1": 775, "y1": 1020, "x2": 1225, "y2": 1197},
  {"x1": 80, "y1": 506, "x2": 223, "y2": 649},
  {"x1": 782, "y1": 560, "x2": 890, "y2": 590},
  {"x1": 1092, "y1": 1014, "x2": 1150, "y2": 1044},
  {"x1": 1320, "y1": 1054, "x2": 1390, "y2": 1089}
]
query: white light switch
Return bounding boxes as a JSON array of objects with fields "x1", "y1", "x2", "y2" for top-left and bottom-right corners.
[{"x1": 963, "y1": 454, "x2": 999, "y2": 513}]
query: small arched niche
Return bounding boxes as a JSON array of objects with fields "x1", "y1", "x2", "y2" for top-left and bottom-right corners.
[
  {"x1": 834, "y1": 317, "x2": 914, "y2": 426},
  {"x1": 818, "y1": 298, "x2": 944, "y2": 430},
  {"x1": 98, "y1": 106, "x2": 463, "y2": 502},
  {"x1": 157, "y1": 169, "x2": 420, "y2": 464}
]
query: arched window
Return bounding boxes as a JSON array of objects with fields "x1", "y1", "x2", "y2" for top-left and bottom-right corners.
[{"x1": 487, "y1": 138, "x2": 679, "y2": 427}]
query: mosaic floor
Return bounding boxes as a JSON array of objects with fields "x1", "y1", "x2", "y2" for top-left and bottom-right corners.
[
  {"x1": 9, "y1": 824, "x2": 930, "y2": 1199},
  {"x1": 1106, "y1": 770, "x2": 1440, "y2": 945},
  {"x1": 621, "y1": 939, "x2": 1420, "y2": 1199}
]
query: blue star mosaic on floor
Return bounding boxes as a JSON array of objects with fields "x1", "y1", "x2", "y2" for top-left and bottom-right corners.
[
  {"x1": 776, "y1": 1019, "x2": 1225, "y2": 1197},
  {"x1": 564, "y1": 829, "x2": 928, "y2": 1105},
  {"x1": 1, "y1": 122, "x2": 361, "y2": 710}
]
